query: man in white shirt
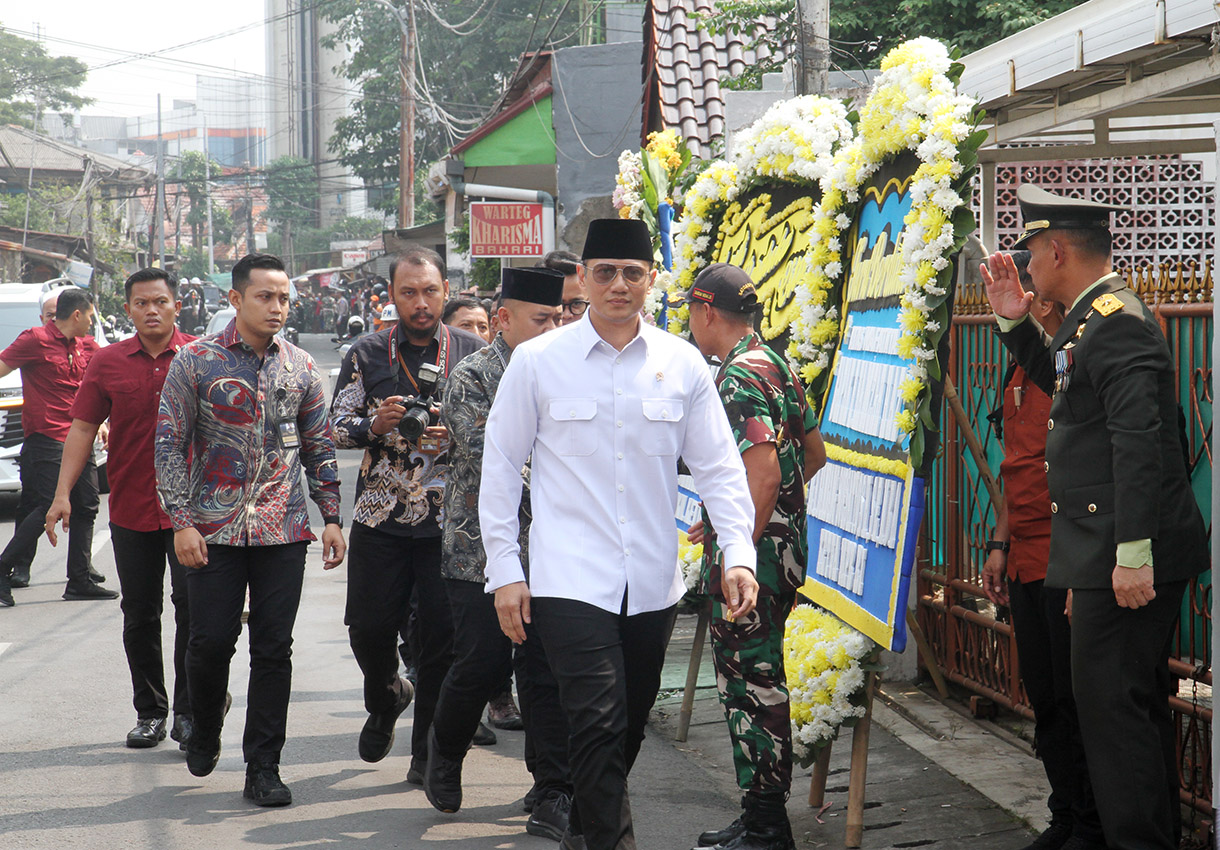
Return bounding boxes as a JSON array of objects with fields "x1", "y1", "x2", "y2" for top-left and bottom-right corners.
[{"x1": 480, "y1": 218, "x2": 759, "y2": 850}]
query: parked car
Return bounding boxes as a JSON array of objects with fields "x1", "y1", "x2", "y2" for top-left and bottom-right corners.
[
  {"x1": 0, "y1": 281, "x2": 110, "y2": 494},
  {"x1": 205, "y1": 307, "x2": 299, "y2": 345}
]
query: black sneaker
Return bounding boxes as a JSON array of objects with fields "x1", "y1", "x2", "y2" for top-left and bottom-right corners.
[
  {"x1": 126, "y1": 717, "x2": 168, "y2": 748},
  {"x1": 1018, "y1": 822, "x2": 1073, "y2": 850},
  {"x1": 244, "y1": 761, "x2": 292, "y2": 807},
  {"x1": 523, "y1": 780, "x2": 540, "y2": 813},
  {"x1": 0, "y1": 574, "x2": 13, "y2": 608},
  {"x1": 406, "y1": 755, "x2": 427, "y2": 786},
  {"x1": 63, "y1": 580, "x2": 119, "y2": 601},
  {"x1": 359, "y1": 677, "x2": 415, "y2": 762},
  {"x1": 527, "y1": 791, "x2": 571, "y2": 842},
  {"x1": 87, "y1": 566, "x2": 106, "y2": 583},
  {"x1": 423, "y1": 727, "x2": 463, "y2": 813}
]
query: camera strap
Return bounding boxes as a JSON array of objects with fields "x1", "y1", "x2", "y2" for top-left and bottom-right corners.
[{"x1": 389, "y1": 323, "x2": 451, "y2": 395}]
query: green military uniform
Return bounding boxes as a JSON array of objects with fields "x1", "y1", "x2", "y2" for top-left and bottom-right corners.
[
  {"x1": 701, "y1": 331, "x2": 817, "y2": 794},
  {"x1": 997, "y1": 186, "x2": 1208, "y2": 850}
]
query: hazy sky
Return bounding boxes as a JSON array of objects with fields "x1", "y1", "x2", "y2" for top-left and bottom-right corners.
[{"x1": 5, "y1": 1, "x2": 266, "y2": 118}]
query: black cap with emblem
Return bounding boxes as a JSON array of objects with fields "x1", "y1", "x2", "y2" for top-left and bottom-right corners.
[
  {"x1": 500, "y1": 266, "x2": 565, "y2": 306},
  {"x1": 1013, "y1": 185, "x2": 1126, "y2": 248},
  {"x1": 683, "y1": 263, "x2": 760, "y2": 313}
]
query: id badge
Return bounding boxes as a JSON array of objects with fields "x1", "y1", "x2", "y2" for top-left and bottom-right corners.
[{"x1": 278, "y1": 420, "x2": 301, "y2": 450}]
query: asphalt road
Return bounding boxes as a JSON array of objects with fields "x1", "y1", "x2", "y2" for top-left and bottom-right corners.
[{"x1": 0, "y1": 332, "x2": 742, "y2": 850}]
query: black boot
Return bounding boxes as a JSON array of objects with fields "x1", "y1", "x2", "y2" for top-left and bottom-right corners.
[
  {"x1": 707, "y1": 791, "x2": 795, "y2": 850},
  {"x1": 697, "y1": 797, "x2": 747, "y2": 846}
]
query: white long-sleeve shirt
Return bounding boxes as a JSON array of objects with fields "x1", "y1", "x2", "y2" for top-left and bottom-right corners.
[{"x1": 479, "y1": 314, "x2": 756, "y2": 615}]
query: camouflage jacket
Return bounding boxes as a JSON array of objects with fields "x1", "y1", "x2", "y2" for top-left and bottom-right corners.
[
  {"x1": 702, "y1": 332, "x2": 816, "y2": 596},
  {"x1": 440, "y1": 333, "x2": 531, "y2": 582}
]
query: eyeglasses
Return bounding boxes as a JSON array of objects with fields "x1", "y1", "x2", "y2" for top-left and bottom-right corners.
[
  {"x1": 586, "y1": 262, "x2": 650, "y2": 287},
  {"x1": 562, "y1": 299, "x2": 590, "y2": 316}
]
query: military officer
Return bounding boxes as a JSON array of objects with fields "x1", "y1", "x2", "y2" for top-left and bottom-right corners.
[
  {"x1": 684, "y1": 264, "x2": 826, "y2": 850},
  {"x1": 982, "y1": 185, "x2": 1208, "y2": 850}
]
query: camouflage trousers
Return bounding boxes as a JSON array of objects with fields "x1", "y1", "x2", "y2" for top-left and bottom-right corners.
[{"x1": 710, "y1": 591, "x2": 796, "y2": 794}]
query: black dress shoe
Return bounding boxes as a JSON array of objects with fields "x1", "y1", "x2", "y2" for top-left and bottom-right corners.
[
  {"x1": 527, "y1": 790, "x2": 571, "y2": 842},
  {"x1": 63, "y1": 580, "x2": 119, "y2": 601},
  {"x1": 423, "y1": 727, "x2": 463, "y2": 813},
  {"x1": 87, "y1": 567, "x2": 106, "y2": 583},
  {"x1": 358, "y1": 676, "x2": 414, "y2": 762},
  {"x1": 0, "y1": 574, "x2": 13, "y2": 607},
  {"x1": 126, "y1": 717, "x2": 168, "y2": 748},
  {"x1": 1018, "y1": 822, "x2": 1073, "y2": 850},
  {"x1": 487, "y1": 690, "x2": 524, "y2": 730},
  {"x1": 186, "y1": 732, "x2": 221, "y2": 777},
  {"x1": 244, "y1": 760, "x2": 292, "y2": 807},
  {"x1": 471, "y1": 721, "x2": 497, "y2": 746},
  {"x1": 171, "y1": 714, "x2": 194, "y2": 751}
]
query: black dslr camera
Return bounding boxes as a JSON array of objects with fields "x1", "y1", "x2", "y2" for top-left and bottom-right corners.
[{"x1": 398, "y1": 362, "x2": 443, "y2": 441}]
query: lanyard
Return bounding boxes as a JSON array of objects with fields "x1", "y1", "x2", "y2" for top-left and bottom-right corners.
[{"x1": 389, "y1": 323, "x2": 450, "y2": 394}]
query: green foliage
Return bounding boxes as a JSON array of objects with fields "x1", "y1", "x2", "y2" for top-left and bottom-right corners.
[
  {"x1": 174, "y1": 151, "x2": 228, "y2": 249},
  {"x1": 330, "y1": 216, "x2": 385, "y2": 241},
  {"x1": 264, "y1": 156, "x2": 320, "y2": 231},
  {"x1": 319, "y1": 0, "x2": 584, "y2": 219},
  {"x1": 0, "y1": 182, "x2": 83, "y2": 233},
  {"x1": 696, "y1": 0, "x2": 1085, "y2": 87},
  {"x1": 0, "y1": 26, "x2": 91, "y2": 126},
  {"x1": 449, "y1": 215, "x2": 499, "y2": 293}
]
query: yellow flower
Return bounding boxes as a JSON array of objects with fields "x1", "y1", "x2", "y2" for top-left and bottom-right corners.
[
  {"x1": 899, "y1": 378, "x2": 922, "y2": 403},
  {"x1": 895, "y1": 409, "x2": 917, "y2": 433}
]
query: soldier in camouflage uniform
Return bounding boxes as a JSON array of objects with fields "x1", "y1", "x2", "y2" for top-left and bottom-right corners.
[
  {"x1": 685, "y1": 264, "x2": 826, "y2": 850},
  {"x1": 425, "y1": 267, "x2": 574, "y2": 842}
]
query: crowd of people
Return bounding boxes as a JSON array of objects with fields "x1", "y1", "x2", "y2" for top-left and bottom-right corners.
[{"x1": 0, "y1": 192, "x2": 1206, "y2": 850}]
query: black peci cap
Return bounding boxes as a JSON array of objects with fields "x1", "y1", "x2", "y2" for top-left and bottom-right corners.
[
  {"x1": 581, "y1": 219, "x2": 654, "y2": 263},
  {"x1": 1013, "y1": 184, "x2": 1125, "y2": 248},
  {"x1": 500, "y1": 266, "x2": 565, "y2": 306},
  {"x1": 683, "y1": 263, "x2": 760, "y2": 313}
]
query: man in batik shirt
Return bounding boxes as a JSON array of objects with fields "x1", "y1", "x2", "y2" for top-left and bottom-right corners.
[
  {"x1": 155, "y1": 252, "x2": 345, "y2": 807},
  {"x1": 685, "y1": 264, "x2": 826, "y2": 850},
  {"x1": 426, "y1": 267, "x2": 573, "y2": 841},
  {"x1": 329, "y1": 245, "x2": 485, "y2": 782}
]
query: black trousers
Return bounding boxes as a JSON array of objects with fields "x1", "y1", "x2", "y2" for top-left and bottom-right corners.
[
  {"x1": 1071, "y1": 580, "x2": 1186, "y2": 850},
  {"x1": 432, "y1": 579, "x2": 572, "y2": 795},
  {"x1": 345, "y1": 524, "x2": 452, "y2": 759},
  {"x1": 112, "y1": 524, "x2": 190, "y2": 719},
  {"x1": 534, "y1": 596, "x2": 677, "y2": 850},
  {"x1": 1, "y1": 433, "x2": 97, "y2": 582},
  {"x1": 186, "y1": 542, "x2": 307, "y2": 763},
  {"x1": 1008, "y1": 578, "x2": 1101, "y2": 841}
]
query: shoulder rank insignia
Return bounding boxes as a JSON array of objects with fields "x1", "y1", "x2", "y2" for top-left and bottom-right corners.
[{"x1": 1092, "y1": 293, "x2": 1123, "y2": 316}]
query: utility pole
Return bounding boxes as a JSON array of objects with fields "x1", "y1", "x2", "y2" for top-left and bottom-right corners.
[
  {"x1": 156, "y1": 93, "x2": 166, "y2": 268},
  {"x1": 367, "y1": 0, "x2": 415, "y2": 228},
  {"x1": 204, "y1": 117, "x2": 214, "y2": 275},
  {"x1": 85, "y1": 166, "x2": 97, "y2": 301},
  {"x1": 799, "y1": 0, "x2": 830, "y2": 95},
  {"x1": 244, "y1": 161, "x2": 255, "y2": 256}
]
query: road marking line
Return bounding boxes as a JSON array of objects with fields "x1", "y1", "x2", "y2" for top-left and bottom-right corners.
[
  {"x1": 0, "y1": 643, "x2": 11, "y2": 658},
  {"x1": 92, "y1": 527, "x2": 111, "y2": 557}
]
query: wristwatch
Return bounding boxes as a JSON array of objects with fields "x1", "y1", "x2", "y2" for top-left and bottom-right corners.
[{"x1": 985, "y1": 540, "x2": 1010, "y2": 553}]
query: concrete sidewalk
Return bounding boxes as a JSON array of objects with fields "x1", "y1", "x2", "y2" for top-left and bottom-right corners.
[{"x1": 653, "y1": 611, "x2": 1043, "y2": 850}]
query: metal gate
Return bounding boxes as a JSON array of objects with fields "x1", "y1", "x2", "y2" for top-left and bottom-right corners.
[{"x1": 916, "y1": 260, "x2": 1213, "y2": 815}]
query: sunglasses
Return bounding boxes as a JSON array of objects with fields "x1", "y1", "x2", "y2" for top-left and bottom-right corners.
[{"x1": 586, "y1": 262, "x2": 650, "y2": 287}]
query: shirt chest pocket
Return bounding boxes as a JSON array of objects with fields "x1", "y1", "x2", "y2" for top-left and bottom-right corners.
[
  {"x1": 548, "y1": 398, "x2": 598, "y2": 456},
  {"x1": 641, "y1": 398, "x2": 684, "y2": 457}
]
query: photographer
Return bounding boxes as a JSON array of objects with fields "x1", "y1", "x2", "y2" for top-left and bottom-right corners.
[{"x1": 330, "y1": 246, "x2": 485, "y2": 783}]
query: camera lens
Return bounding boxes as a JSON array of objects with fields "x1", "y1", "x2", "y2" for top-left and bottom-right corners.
[{"x1": 398, "y1": 406, "x2": 431, "y2": 441}]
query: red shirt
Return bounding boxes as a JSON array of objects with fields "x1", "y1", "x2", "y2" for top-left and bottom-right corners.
[
  {"x1": 72, "y1": 330, "x2": 195, "y2": 532},
  {"x1": 1, "y1": 323, "x2": 100, "y2": 441},
  {"x1": 998, "y1": 364, "x2": 1053, "y2": 583}
]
